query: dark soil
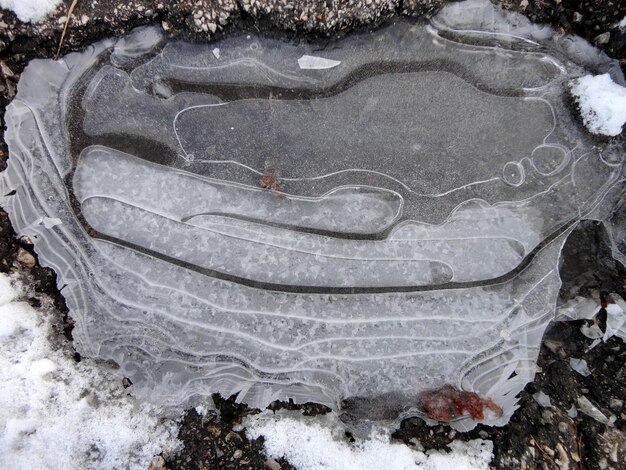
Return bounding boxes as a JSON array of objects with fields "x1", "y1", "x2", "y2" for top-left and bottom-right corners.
[
  {"x1": 166, "y1": 395, "x2": 299, "y2": 470},
  {"x1": 1, "y1": 1, "x2": 625, "y2": 469},
  {"x1": 0, "y1": 209, "x2": 75, "y2": 343},
  {"x1": 394, "y1": 322, "x2": 626, "y2": 469},
  {"x1": 496, "y1": 0, "x2": 626, "y2": 71}
]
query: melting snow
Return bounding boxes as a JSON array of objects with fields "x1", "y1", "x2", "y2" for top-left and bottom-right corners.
[
  {"x1": 0, "y1": 274, "x2": 180, "y2": 470},
  {"x1": 0, "y1": 0, "x2": 61, "y2": 23},
  {"x1": 245, "y1": 412, "x2": 493, "y2": 470},
  {"x1": 570, "y1": 73, "x2": 626, "y2": 136}
]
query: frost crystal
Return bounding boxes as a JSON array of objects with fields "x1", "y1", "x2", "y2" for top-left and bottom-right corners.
[{"x1": 1, "y1": 0, "x2": 625, "y2": 430}]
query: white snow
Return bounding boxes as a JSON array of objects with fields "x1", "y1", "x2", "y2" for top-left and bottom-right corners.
[
  {"x1": 245, "y1": 412, "x2": 493, "y2": 470},
  {"x1": 570, "y1": 73, "x2": 626, "y2": 136},
  {"x1": 0, "y1": 273, "x2": 180, "y2": 470},
  {"x1": 0, "y1": 0, "x2": 62, "y2": 23}
]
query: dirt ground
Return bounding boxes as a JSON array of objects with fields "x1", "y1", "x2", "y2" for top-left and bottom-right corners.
[{"x1": 1, "y1": 1, "x2": 625, "y2": 469}]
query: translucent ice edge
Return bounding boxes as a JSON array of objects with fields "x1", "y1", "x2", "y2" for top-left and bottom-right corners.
[{"x1": 1, "y1": 0, "x2": 625, "y2": 431}]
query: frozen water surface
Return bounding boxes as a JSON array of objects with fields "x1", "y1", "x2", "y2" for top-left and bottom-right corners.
[{"x1": 1, "y1": 0, "x2": 625, "y2": 430}]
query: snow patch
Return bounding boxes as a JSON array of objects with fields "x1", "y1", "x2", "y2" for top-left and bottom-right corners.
[
  {"x1": 570, "y1": 74, "x2": 626, "y2": 136},
  {"x1": 0, "y1": 274, "x2": 180, "y2": 470},
  {"x1": 0, "y1": 0, "x2": 62, "y2": 23},
  {"x1": 245, "y1": 411, "x2": 493, "y2": 470},
  {"x1": 0, "y1": 274, "x2": 18, "y2": 306}
]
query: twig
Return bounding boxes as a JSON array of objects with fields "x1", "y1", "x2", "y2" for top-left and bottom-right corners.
[
  {"x1": 55, "y1": 0, "x2": 79, "y2": 59},
  {"x1": 531, "y1": 435, "x2": 559, "y2": 469},
  {"x1": 576, "y1": 433, "x2": 583, "y2": 470}
]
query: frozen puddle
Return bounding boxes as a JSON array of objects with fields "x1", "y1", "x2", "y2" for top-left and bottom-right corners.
[{"x1": 1, "y1": 0, "x2": 625, "y2": 430}]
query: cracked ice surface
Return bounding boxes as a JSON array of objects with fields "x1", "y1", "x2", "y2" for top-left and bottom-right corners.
[{"x1": 1, "y1": 0, "x2": 625, "y2": 430}]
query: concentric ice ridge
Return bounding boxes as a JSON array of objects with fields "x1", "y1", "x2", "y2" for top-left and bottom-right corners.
[{"x1": 1, "y1": 0, "x2": 625, "y2": 430}]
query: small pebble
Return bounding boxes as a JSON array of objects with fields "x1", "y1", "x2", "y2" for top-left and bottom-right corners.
[
  {"x1": 265, "y1": 459, "x2": 281, "y2": 470},
  {"x1": 226, "y1": 431, "x2": 242, "y2": 443},
  {"x1": 594, "y1": 32, "x2": 610, "y2": 44},
  {"x1": 16, "y1": 248, "x2": 35, "y2": 267},
  {"x1": 0, "y1": 61, "x2": 14, "y2": 78},
  {"x1": 148, "y1": 456, "x2": 166, "y2": 470}
]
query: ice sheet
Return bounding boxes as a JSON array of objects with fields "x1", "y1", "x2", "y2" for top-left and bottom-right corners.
[{"x1": 1, "y1": 0, "x2": 625, "y2": 430}]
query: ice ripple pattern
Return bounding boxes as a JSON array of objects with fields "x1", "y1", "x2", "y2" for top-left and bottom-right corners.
[{"x1": 1, "y1": 0, "x2": 625, "y2": 430}]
